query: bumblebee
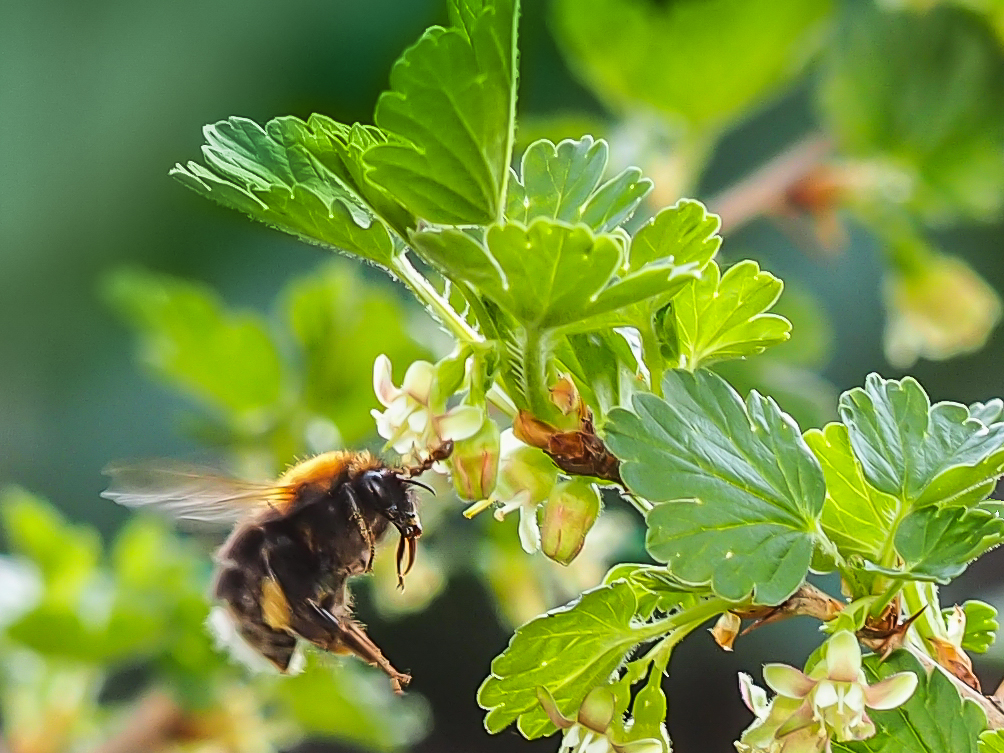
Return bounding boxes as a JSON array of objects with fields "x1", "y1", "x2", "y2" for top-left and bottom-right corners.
[{"x1": 102, "y1": 449, "x2": 442, "y2": 693}]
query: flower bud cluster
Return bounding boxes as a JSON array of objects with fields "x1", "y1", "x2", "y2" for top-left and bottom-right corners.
[{"x1": 372, "y1": 356, "x2": 603, "y2": 564}]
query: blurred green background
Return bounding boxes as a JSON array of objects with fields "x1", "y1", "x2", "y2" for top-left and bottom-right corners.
[{"x1": 3, "y1": 0, "x2": 1004, "y2": 751}]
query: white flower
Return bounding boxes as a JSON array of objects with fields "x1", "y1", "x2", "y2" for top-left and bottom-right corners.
[
  {"x1": 469, "y1": 430, "x2": 558, "y2": 553},
  {"x1": 737, "y1": 632, "x2": 918, "y2": 752},
  {"x1": 371, "y1": 355, "x2": 483, "y2": 462}
]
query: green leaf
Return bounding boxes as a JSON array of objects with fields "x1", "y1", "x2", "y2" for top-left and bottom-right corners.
[
  {"x1": 365, "y1": 0, "x2": 519, "y2": 224},
  {"x1": 171, "y1": 116, "x2": 397, "y2": 266},
  {"x1": 276, "y1": 655, "x2": 429, "y2": 751},
  {"x1": 505, "y1": 137, "x2": 652, "y2": 233},
  {"x1": 285, "y1": 262, "x2": 430, "y2": 445},
  {"x1": 553, "y1": 0, "x2": 831, "y2": 129},
  {"x1": 627, "y1": 200, "x2": 721, "y2": 273},
  {"x1": 820, "y1": 3, "x2": 1004, "y2": 221},
  {"x1": 980, "y1": 730, "x2": 1004, "y2": 753},
  {"x1": 555, "y1": 330, "x2": 639, "y2": 418},
  {"x1": 804, "y1": 422, "x2": 899, "y2": 562},
  {"x1": 833, "y1": 651, "x2": 984, "y2": 753},
  {"x1": 838, "y1": 374, "x2": 1004, "y2": 509},
  {"x1": 863, "y1": 505, "x2": 1004, "y2": 583},
  {"x1": 672, "y1": 260, "x2": 791, "y2": 370},
  {"x1": 0, "y1": 488, "x2": 100, "y2": 602},
  {"x1": 105, "y1": 268, "x2": 283, "y2": 418},
  {"x1": 605, "y1": 369, "x2": 825, "y2": 604},
  {"x1": 947, "y1": 601, "x2": 998, "y2": 654},
  {"x1": 414, "y1": 219, "x2": 701, "y2": 336},
  {"x1": 478, "y1": 580, "x2": 655, "y2": 739}
]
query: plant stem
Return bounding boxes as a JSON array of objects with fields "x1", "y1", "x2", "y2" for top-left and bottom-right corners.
[
  {"x1": 522, "y1": 327, "x2": 552, "y2": 418},
  {"x1": 390, "y1": 254, "x2": 517, "y2": 418},
  {"x1": 639, "y1": 318, "x2": 666, "y2": 397},
  {"x1": 391, "y1": 254, "x2": 480, "y2": 344}
]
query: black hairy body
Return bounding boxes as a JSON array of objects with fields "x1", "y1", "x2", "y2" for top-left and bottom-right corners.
[{"x1": 103, "y1": 450, "x2": 427, "y2": 693}]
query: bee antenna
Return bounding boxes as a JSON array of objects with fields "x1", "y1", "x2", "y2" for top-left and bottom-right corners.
[{"x1": 402, "y1": 478, "x2": 436, "y2": 496}]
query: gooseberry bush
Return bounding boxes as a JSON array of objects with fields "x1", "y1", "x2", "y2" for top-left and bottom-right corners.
[{"x1": 5, "y1": 1, "x2": 1004, "y2": 752}]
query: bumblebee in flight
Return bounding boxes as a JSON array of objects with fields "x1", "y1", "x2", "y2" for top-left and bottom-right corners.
[{"x1": 103, "y1": 449, "x2": 441, "y2": 693}]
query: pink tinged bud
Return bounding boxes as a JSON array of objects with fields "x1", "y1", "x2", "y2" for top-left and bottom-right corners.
[
  {"x1": 577, "y1": 687, "x2": 615, "y2": 734},
  {"x1": 822, "y1": 631, "x2": 862, "y2": 683},
  {"x1": 450, "y1": 419, "x2": 501, "y2": 501},
  {"x1": 540, "y1": 479, "x2": 602, "y2": 565}
]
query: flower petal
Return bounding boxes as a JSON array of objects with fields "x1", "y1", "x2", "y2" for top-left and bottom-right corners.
[
  {"x1": 738, "y1": 673, "x2": 769, "y2": 717},
  {"x1": 824, "y1": 632, "x2": 862, "y2": 683},
  {"x1": 437, "y1": 404, "x2": 484, "y2": 442},
  {"x1": 764, "y1": 664, "x2": 816, "y2": 699},
  {"x1": 518, "y1": 501, "x2": 541, "y2": 553},
  {"x1": 372, "y1": 354, "x2": 399, "y2": 406},
  {"x1": 402, "y1": 360, "x2": 435, "y2": 402},
  {"x1": 864, "y1": 671, "x2": 918, "y2": 710},
  {"x1": 813, "y1": 680, "x2": 838, "y2": 710},
  {"x1": 775, "y1": 700, "x2": 817, "y2": 737}
]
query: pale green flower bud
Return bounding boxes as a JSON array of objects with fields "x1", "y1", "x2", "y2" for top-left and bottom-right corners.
[
  {"x1": 449, "y1": 418, "x2": 501, "y2": 501},
  {"x1": 540, "y1": 479, "x2": 601, "y2": 565}
]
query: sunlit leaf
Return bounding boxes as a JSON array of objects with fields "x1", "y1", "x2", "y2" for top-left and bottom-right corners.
[
  {"x1": 366, "y1": 0, "x2": 519, "y2": 224},
  {"x1": 171, "y1": 116, "x2": 398, "y2": 266},
  {"x1": 553, "y1": 0, "x2": 831, "y2": 129},
  {"x1": 671, "y1": 260, "x2": 790, "y2": 370},
  {"x1": 804, "y1": 422, "x2": 899, "y2": 562},
  {"x1": 947, "y1": 601, "x2": 998, "y2": 654},
  {"x1": 478, "y1": 581, "x2": 655, "y2": 738},
  {"x1": 505, "y1": 137, "x2": 652, "y2": 233}
]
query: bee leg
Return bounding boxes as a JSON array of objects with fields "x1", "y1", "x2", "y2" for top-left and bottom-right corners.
[
  {"x1": 302, "y1": 599, "x2": 412, "y2": 694},
  {"x1": 343, "y1": 486, "x2": 376, "y2": 572}
]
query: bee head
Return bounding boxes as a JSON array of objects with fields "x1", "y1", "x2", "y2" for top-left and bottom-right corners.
[{"x1": 356, "y1": 469, "x2": 422, "y2": 538}]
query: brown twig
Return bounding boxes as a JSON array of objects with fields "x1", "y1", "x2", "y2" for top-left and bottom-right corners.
[
  {"x1": 707, "y1": 135, "x2": 832, "y2": 234},
  {"x1": 88, "y1": 691, "x2": 183, "y2": 753}
]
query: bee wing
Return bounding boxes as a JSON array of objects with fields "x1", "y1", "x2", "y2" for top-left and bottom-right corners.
[{"x1": 102, "y1": 461, "x2": 294, "y2": 526}]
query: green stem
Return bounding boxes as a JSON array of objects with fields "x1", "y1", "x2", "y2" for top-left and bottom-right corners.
[
  {"x1": 901, "y1": 580, "x2": 944, "y2": 650},
  {"x1": 390, "y1": 254, "x2": 517, "y2": 418},
  {"x1": 391, "y1": 254, "x2": 480, "y2": 344},
  {"x1": 522, "y1": 327, "x2": 552, "y2": 418},
  {"x1": 639, "y1": 317, "x2": 666, "y2": 398},
  {"x1": 628, "y1": 597, "x2": 731, "y2": 674}
]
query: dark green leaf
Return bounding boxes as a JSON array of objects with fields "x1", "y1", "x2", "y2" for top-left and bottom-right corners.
[
  {"x1": 105, "y1": 269, "x2": 283, "y2": 418},
  {"x1": 833, "y1": 651, "x2": 984, "y2": 753},
  {"x1": 366, "y1": 0, "x2": 519, "y2": 224},
  {"x1": 838, "y1": 374, "x2": 1004, "y2": 508},
  {"x1": 478, "y1": 581, "x2": 656, "y2": 739},
  {"x1": 605, "y1": 369, "x2": 825, "y2": 604}
]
